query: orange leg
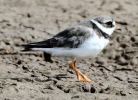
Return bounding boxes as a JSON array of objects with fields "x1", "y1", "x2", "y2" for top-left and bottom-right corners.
[{"x1": 69, "y1": 60, "x2": 91, "y2": 82}]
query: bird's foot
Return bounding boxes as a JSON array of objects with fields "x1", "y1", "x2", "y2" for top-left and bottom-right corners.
[
  {"x1": 78, "y1": 74, "x2": 91, "y2": 82},
  {"x1": 70, "y1": 60, "x2": 92, "y2": 83}
]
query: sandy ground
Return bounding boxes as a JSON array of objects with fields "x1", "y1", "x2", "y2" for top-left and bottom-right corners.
[{"x1": 0, "y1": 0, "x2": 138, "y2": 100}]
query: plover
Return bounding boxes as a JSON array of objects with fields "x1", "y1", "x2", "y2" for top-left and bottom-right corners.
[{"x1": 22, "y1": 15, "x2": 121, "y2": 82}]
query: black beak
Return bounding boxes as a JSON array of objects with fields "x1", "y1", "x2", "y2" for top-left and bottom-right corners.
[{"x1": 117, "y1": 28, "x2": 122, "y2": 31}]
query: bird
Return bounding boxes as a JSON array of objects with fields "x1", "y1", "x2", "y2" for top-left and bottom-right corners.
[{"x1": 22, "y1": 15, "x2": 121, "y2": 82}]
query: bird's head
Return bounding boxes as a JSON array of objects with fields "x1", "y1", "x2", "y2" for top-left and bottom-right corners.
[{"x1": 91, "y1": 15, "x2": 121, "y2": 36}]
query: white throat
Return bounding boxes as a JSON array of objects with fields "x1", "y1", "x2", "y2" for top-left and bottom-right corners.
[{"x1": 91, "y1": 20, "x2": 115, "y2": 36}]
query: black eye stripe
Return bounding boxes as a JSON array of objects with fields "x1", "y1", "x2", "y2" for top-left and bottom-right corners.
[
  {"x1": 105, "y1": 21, "x2": 114, "y2": 27},
  {"x1": 106, "y1": 21, "x2": 112, "y2": 24}
]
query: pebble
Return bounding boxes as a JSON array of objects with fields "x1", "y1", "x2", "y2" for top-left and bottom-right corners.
[
  {"x1": 130, "y1": 58, "x2": 138, "y2": 66},
  {"x1": 82, "y1": 83, "x2": 91, "y2": 92}
]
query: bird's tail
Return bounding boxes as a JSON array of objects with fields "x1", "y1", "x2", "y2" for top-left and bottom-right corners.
[
  {"x1": 21, "y1": 44, "x2": 36, "y2": 51},
  {"x1": 21, "y1": 40, "x2": 50, "y2": 51}
]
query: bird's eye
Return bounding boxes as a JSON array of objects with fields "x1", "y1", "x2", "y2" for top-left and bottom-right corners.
[{"x1": 106, "y1": 21, "x2": 113, "y2": 27}]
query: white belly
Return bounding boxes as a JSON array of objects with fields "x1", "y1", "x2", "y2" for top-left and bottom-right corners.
[{"x1": 71, "y1": 33, "x2": 109, "y2": 58}]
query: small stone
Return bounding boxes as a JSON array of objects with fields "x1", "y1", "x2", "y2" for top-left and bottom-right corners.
[
  {"x1": 108, "y1": 66, "x2": 116, "y2": 72},
  {"x1": 82, "y1": 83, "x2": 91, "y2": 92},
  {"x1": 96, "y1": 57, "x2": 106, "y2": 65},
  {"x1": 130, "y1": 58, "x2": 138, "y2": 66},
  {"x1": 118, "y1": 57, "x2": 128, "y2": 65},
  {"x1": 17, "y1": 60, "x2": 22, "y2": 65}
]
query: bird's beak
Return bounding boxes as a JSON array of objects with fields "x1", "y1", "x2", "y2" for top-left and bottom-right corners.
[{"x1": 115, "y1": 25, "x2": 122, "y2": 30}]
